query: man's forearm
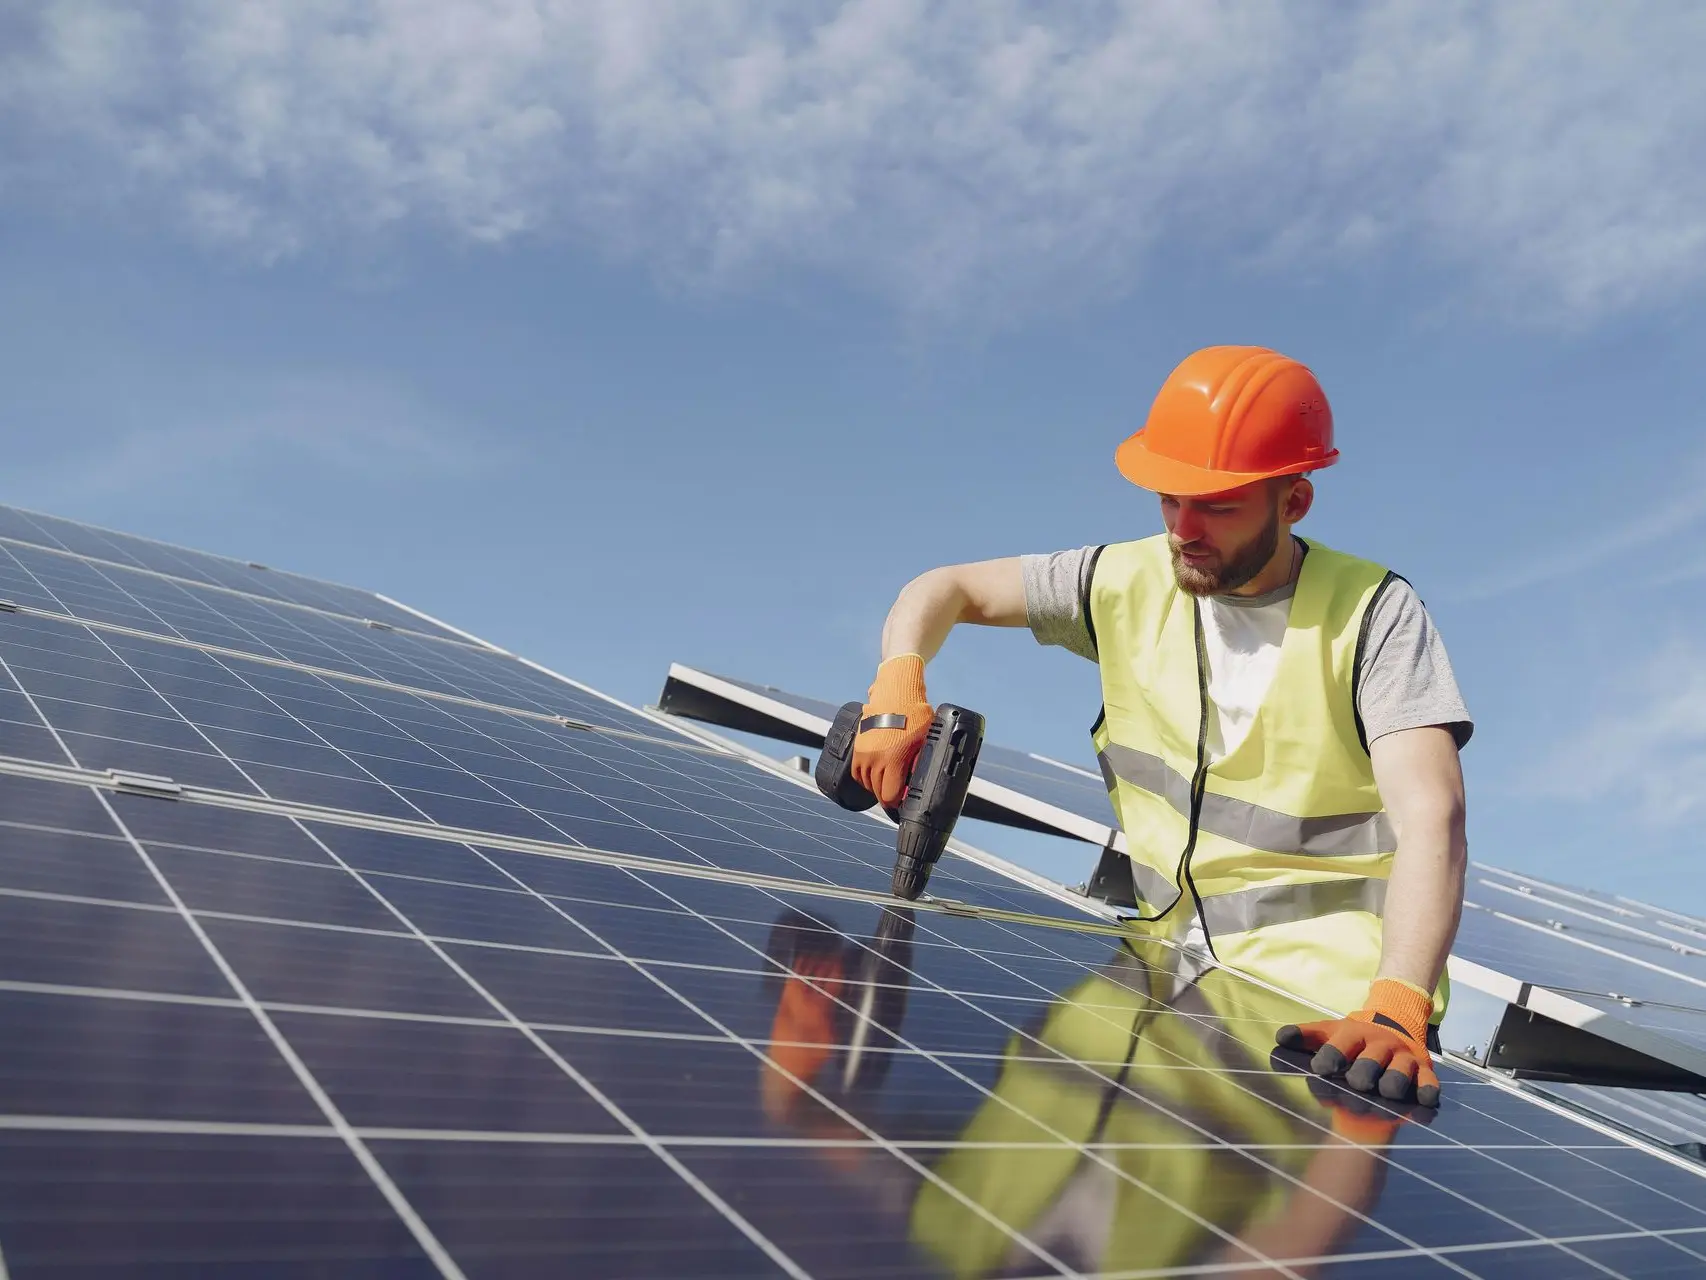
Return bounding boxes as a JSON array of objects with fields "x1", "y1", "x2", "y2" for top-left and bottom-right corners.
[
  {"x1": 1374, "y1": 816, "x2": 1467, "y2": 995},
  {"x1": 878, "y1": 559, "x2": 1029, "y2": 662},
  {"x1": 880, "y1": 569, "x2": 969, "y2": 663}
]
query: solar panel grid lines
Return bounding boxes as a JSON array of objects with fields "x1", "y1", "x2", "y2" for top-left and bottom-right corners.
[
  {"x1": 0, "y1": 662, "x2": 467, "y2": 1276},
  {"x1": 1471, "y1": 873, "x2": 1706, "y2": 969},
  {"x1": 643, "y1": 697, "x2": 1124, "y2": 926},
  {"x1": 1461, "y1": 903, "x2": 1706, "y2": 1007},
  {"x1": 1534, "y1": 1084, "x2": 1706, "y2": 1154},
  {"x1": 415, "y1": 837, "x2": 1092, "y2": 1278},
  {"x1": 0, "y1": 780, "x2": 1006, "y2": 1272},
  {"x1": 1614, "y1": 897, "x2": 1706, "y2": 936},
  {"x1": 0, "y1": 549, "x2": 668, "y2": 740},
  {"x1": 0, "y1": 527, "x2": 465, "y2": 649},
  {"x1": 273, "y1": 809, "x2": 822, "y2": 1280},
  {"x1": 9, "y1": 510, "x2": 1706, "y2": 1276},
  {"x1": 0, "y1": 754, "x2": 1101, "y2": 950},
  {"x1": 0, "y1": 617, "x2": 1091, "y2": 921},
  {"x1": 918, "y1": 929, "x2": 1706, "y2": 1258},
  {"x1": 0, "y1": 798, "x2": 1091, "y2": 1276},
  {"x1": 0, "y1": 617, "x2": 825, "y2": 880},
  {"x1": 669, "y1": 664, "x2": 1706, "y2": 1160},
  {"x1": 635, "y1": 887, "x2": 1431, "y2": 1279},
  {"x1": 3, "y1": 788, "x2": 1706, "y2": 1276},
  {"x1": 630, "y1": 881, "x2": 1706, "y2": 1279},
  {"x1": 0, "y1": 504, "x2": 467, "y2": 642}
]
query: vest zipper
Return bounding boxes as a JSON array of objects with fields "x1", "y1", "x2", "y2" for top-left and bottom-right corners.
[{"x1": 1176, "y1": 600, "x2": 1217, "y2": 956}]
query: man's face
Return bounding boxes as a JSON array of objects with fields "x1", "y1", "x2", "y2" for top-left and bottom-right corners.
[{"x1": 1161, "y1": 480, "x2": 1291, "y2": 596}]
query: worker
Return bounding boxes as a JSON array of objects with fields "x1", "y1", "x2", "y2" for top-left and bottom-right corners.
[{"x1": 850, "y1": 345, "x2": 1472, "y2": 1108}]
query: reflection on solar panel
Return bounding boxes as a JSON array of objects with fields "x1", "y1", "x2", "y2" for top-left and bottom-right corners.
[
  {"x1": 658, "y1": 665, "x2": 1706, "y2": 1159},
  {"x1": 1, "y1": 506, "x2": 1704, "y2": 1277}
]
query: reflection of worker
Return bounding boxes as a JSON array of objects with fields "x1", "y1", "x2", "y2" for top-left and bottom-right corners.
[
  {"x1": 849, "y1": 347, "x2": 1472, "y2": 1106},
  {"x1": 759, "y1": 907, "x2": 921, "y2": 1135},
  {"x1": 759, "y1": 914, "x2": 1425, "y2": 1277},
  {"x1": 914, "y1": 930, "x2": 1424, "y2": 1278}
]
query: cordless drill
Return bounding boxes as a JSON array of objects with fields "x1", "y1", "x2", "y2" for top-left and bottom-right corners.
[{"x1": 814, "y1": 701, "x2": 985, "y2": 900}]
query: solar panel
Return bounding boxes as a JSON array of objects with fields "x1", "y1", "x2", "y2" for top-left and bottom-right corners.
[
  {"x1": 1, "y1": 505, "x2": 1704, "y2": 1277},
  {"x1": 0, "y1": 505, "x2": 465, "y2": 643},
  {"x1": 661, "y1": 667, "x2": 1706, "y2": 1137}
]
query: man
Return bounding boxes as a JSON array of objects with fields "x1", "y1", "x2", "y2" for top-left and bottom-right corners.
[{"x1": 850, "y1": 345, "x2": 1471, "y2": 1107}]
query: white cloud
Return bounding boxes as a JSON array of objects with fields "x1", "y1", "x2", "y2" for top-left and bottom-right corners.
[{"x1": 3, "y1": 1, "x2": 1704, "y2": 322}]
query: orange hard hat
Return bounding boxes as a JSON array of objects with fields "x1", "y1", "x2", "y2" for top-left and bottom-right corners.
[{"x1": 1115, "y1": 346, "x2": 1337, "y2": 496}]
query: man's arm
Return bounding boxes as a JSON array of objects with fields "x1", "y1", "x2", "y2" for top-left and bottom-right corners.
[
  {"x1": 1368, "y1": 724, "x2": 1468, "y2": 993},
  {"x1": 879, "y1": 558, "x2": 1028, "y2": 661},
  {"x1": 1275, "y1": 722, "x2": 1466, "y2": 1106}
]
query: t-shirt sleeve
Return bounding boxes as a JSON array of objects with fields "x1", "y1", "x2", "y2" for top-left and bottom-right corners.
[
  {"x1": 1020, "y1": 545, "x2": 1102, "y2": 662},
  {"x1": 1356, "y1": 578, "x2": 1474, "y2": 749}
]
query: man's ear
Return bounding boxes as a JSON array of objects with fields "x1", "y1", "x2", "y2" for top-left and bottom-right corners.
[{"x1": 1284, "y1": 477, "x2": 1315, "y2": 525}]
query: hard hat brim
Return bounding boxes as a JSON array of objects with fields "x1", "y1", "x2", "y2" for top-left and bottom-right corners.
[{"x1": 1114, "y1": 430, "x2": 1338, "y2": 497}]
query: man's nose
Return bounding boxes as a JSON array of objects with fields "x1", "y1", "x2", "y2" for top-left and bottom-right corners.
[{"x1": 1173, "y1": 505, "x2": 1203, "y2": 542}]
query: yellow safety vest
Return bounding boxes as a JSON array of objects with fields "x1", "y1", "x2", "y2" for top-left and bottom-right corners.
[{"x1": 1087, "y1": 535, "x2": 1448, "y2": 1021}]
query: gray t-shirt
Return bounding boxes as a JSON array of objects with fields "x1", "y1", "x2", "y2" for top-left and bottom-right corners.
[{"x1": 1022, "y1": 541, "x2": 1473, "y2": 749}]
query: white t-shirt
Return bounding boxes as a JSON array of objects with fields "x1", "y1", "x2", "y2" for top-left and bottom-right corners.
[{"x1": 1199, "y1": 586, "x2": 1291, "y2": 764}]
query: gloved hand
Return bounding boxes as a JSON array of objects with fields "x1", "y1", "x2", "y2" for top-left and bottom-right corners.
[
  {"x1": 849, "y1": 654, "x2": 933, "y2": 809},
  {"x1": 1275, "y1": 978, "x2": 1441, "y2": 1108}
]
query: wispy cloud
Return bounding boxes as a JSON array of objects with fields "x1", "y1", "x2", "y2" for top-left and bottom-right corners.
[
  {"x1": 3, "y1": 2, "x2": 1704, "y2": 323},
  {"x1": 1521, "y1": 635, "x2": 1706, "y2": 826},
  {"x1": 1449, "y1": 470, "x2": 1706, "y2": 603},
  {"x1": 15, "y1": 370, "x2": 502, "y2": 508}
]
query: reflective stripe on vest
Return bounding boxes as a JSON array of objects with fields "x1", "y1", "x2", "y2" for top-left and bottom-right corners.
[
  {"x1": 1197, "y1": 874, "x2": 1387, "y2": 935},
  {"x1": 1097, "y1": 742, "x2": 1396, "y2": 858}
]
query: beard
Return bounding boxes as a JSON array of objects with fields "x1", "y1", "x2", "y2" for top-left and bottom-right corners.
[{"x1": 1170, "y1": 508, "x2": 1282, "y2": 596}]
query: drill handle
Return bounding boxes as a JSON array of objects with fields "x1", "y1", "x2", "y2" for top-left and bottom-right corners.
[{"x1": 815, "y1": 702, "x2": 884, "y2": 813}]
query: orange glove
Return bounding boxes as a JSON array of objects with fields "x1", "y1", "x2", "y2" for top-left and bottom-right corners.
[
  {"x1": 1275, "y1": 978, "x2": 1441, "y2": 1108},
  {"x1": 849, "y1": 654, "x2": 933, "y2": 809}
]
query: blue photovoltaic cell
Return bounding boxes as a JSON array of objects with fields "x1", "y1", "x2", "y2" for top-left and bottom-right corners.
[
  {"x1": 1539, "y1": 1083, "x2": 1706, "y2": 1151},
  {"x1": 0, "y1": 769, "x2": 1702, "y2": 1275},
  {"x1": 1, "y1": 510, "x2": 1704, "y2": 1277},
  {"x1": 1454, "y1": 911, "x2": 1706, "y2": 1052},
  {"x1": 0, "y1": 541, "x2": 663, "y2": 737},
  {"x1": 1472, "y1": 869, "x2": 1706, "y2": 985},
  {"x1": 0, "y1": 603, "x2": 1083, "y2": 921},
  {"x1": 0, "y1": 503, "x2": 463, "y2": 641}
]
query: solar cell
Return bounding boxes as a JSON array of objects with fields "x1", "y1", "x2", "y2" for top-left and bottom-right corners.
[
  {"x1": 0, "y1": 508, "x2": 1703, "y2": 1277},
  {"x1": 0, "y1": 503, "x2": 462, "y2": 641}
]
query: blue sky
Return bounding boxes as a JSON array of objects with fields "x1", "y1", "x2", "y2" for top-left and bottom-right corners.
[{"x1": 4, "y1": 3, "x2": 1706, "y2": 912}]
